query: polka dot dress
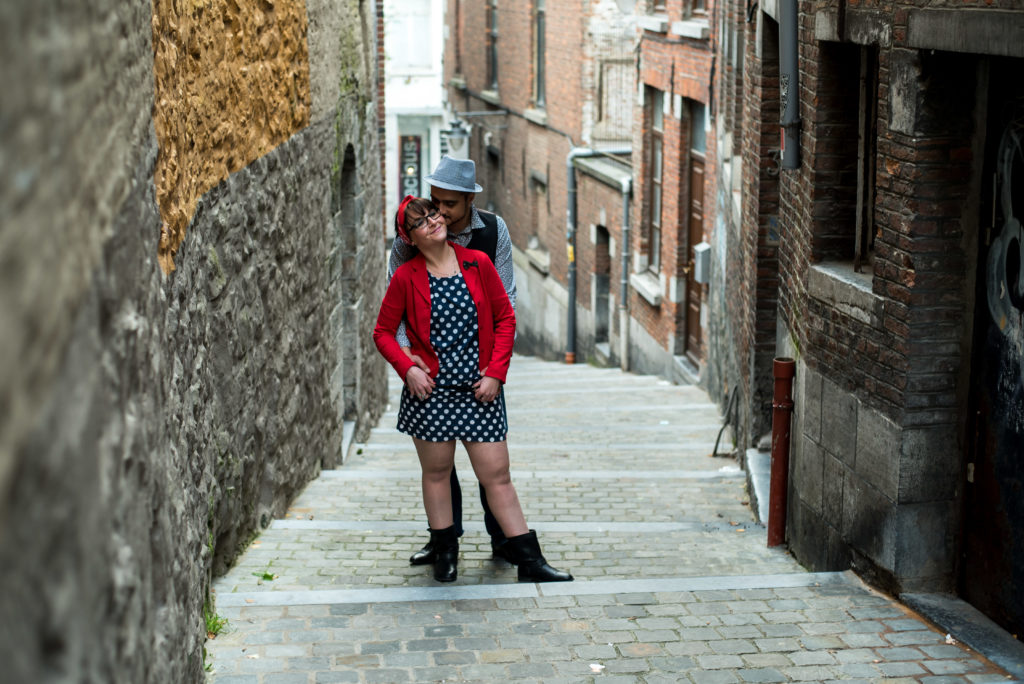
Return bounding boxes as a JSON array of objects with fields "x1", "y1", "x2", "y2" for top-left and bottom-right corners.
[{"x1": 396, "y1": 272, "x2": 508, "y2": 442}]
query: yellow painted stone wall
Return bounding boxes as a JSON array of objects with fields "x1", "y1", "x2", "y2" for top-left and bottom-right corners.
[{"x1": 151, "y1": 0, "x2": 312, "y2": 272}]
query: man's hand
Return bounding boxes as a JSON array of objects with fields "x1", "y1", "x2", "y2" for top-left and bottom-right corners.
[
  {"x1": 402, "y1": 346, "x2": 429, "y2": 373},
  {"x1": 405, "y1": 366, "x2": 435, "y2": 400},
  {"x1": 473, "y1": 376, "x2": 502, "y2": 403}
]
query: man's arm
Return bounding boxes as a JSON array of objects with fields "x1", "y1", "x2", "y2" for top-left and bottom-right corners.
[{"x1": 493, "y1": 215, "x2": 517, "y2": 311}]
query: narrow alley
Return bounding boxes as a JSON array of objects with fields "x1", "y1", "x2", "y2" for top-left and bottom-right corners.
[{"x1": 205, "y1": 357, "x2": 1008, "y2": 683}]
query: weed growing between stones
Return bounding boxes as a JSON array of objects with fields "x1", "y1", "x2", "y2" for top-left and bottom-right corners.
[{"x1": 204, "y1": 599, "x2": 228, "y2": 639}]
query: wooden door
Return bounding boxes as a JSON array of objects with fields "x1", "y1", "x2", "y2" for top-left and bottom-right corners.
[{"x1": 684, "y1": 154, "x2": 705, "y2": 364}]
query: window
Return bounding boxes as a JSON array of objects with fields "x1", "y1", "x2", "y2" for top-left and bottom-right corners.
[
  {"x1": 388, "y1": 0, "x2": 433, "y2": 72},
  {"x1": 454, "y1": 0, "x2": 462, "y2": 75},
  {"x1": 854, "y1": 46, "x2": 878, "y2": 272},
  {"x1": 647, "y1": 88, "x2": 664, "y2": 272},
  {"x1": 690, "y1": 101, "x2": 706, "y2": 154},
  {"x1": 487, "y1": 0, "x2": 498, "y2": 91},
  {"x1": 533, "y1": 0, "x2": 546, "y2": 107},
  {"x1": 650, "y1": 0, "x2": 667, "y2": 13},
  {"x1": 595, "y1": 58, "x2": 633, "y2": 142},
  {"x1": 812, "y1": 42, "x2": 878, "y2": 266}
]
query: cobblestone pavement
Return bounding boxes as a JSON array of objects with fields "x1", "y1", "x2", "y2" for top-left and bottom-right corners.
[{"x1": 206, "y1": 356, "x2": 1012, "y2": 683}]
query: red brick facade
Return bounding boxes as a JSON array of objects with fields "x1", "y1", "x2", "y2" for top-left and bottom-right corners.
[
  {"x1": 445, "y1": 0, "x2": 1024, "y2": 633},
  {"x1": 444, "y1": 0, "x2": 637, "y2": 362},
  {"x1": 732, "y1": 0, "x2": 1024, "y2": 631},
  {"x1": 629, "y1": 5, "x2": 718, "y2": 374}
]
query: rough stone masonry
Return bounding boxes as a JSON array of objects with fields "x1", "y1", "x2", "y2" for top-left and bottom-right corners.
[{"x1": 0, "y1": 0, "x2": 386, "y2": 681}]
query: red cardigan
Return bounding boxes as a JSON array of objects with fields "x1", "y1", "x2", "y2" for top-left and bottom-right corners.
[{"x1": 373, "y1": 243, "x2": 516, "y2": 384}]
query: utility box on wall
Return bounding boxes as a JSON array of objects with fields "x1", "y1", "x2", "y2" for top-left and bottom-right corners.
[{"x1": 693, "y1": 242, "x2": 711, "y2": 284}]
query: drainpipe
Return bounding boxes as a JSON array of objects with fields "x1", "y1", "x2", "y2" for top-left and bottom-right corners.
[
  {"x1": 565, "y1": 146, "x2": 631, "y2": 364},
  {"x1": 619, "y1": 177, "x2": 632, "y2": 372},
  {"x1": 767, "y1": 357, "x2": 796, "y2": 547},
  {"x1": 779, "y1": 0, "x2": 801, "y2": 169}
]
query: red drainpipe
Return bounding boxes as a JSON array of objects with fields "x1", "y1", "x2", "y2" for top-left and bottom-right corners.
[{"x1": 767, "y1": 357, "x2": 796, "y2": 547}]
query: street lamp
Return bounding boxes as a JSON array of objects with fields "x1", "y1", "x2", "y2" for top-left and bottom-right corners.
[{"x1": 443, "y1": 117, "x2": 470, "y2": 160}]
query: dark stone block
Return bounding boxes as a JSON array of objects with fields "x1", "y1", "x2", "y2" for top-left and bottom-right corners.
[{"x1": 821, "y1": 376, "x2": 858, "y2": 465}]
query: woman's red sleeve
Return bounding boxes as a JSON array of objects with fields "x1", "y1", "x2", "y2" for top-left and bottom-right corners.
[{"x1": 373, "y1": 270, "x2": 416, "y2": 381}]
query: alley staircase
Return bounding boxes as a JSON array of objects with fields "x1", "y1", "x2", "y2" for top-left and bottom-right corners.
[
  {"x1": 203, "y1": 356, "x2": 1008, "y2": 682},
  {"x1": 211, "y1": 355, "x2": 791, "y2": 600}
]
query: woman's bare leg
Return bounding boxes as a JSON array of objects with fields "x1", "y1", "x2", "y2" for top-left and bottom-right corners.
[
  {"x1": 413, "y1": 438, "x2": 457, "y2": 529},
  {"x1": 463, "y1": 440, "x2": 528, "y2": 538}
]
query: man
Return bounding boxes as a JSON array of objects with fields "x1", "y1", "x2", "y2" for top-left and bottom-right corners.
[{"x1": 387, "y1": 155, "x2": 518, "y2": 566}]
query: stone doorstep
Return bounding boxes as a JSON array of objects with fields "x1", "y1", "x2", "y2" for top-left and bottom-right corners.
[
  {"x1": 741, "y1": 450, "x2": 1024, "y2": 682},
  {"x1": 745, "y1": 448, "x2": 772, "y2": 526},
  {"x1": 901, "y1": 592, "x2": 1024, "y2": 682}
]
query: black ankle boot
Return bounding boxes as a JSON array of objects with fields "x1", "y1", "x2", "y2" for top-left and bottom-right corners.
[
  {"x1": 505, "y1": 530, "x2": 573, "y2": 583},
  {"x1": 429, "y1": 525, "x2": 458, "y2": 582},
  {"x1": 409, "y1": 539, "x2": 435, "y2": 565},
  {"x1": 491, "y1": 538, "x2": 512, "y2": 563}
]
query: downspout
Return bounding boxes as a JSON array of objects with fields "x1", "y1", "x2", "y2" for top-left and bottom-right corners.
[
  {"x1": 565, "y1": 147, "x2": 631, "y2": 364},
  {"x1": 779, "y1": 0, "x2": 801, "y2": 169},
  {"x1": 619, "y1": 177, "x2": 632, "y2": 372},
  {"x1": 767, "y1": 357, "x2": 796, "y2": 547}
]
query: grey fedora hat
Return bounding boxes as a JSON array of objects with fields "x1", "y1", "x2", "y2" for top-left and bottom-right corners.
[{"x1": 426, "y1": 156, "x2": 483, "y2": 193}]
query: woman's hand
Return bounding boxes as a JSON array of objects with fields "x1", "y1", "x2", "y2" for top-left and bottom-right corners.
[
  {"x1": 405, "y1": 366, "x2": 435, "y2": 400},
  {"x1": 473, "y1": 375, "x2": 502, "y2": 403}
]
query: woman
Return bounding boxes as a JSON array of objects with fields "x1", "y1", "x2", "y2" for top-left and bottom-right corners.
[{"x1": 373, "y1": 196, "x2": 572, "y2": 584}]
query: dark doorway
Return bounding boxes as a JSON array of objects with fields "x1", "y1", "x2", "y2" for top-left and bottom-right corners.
[
  {"x1": 594, "y1": 225, "x2": 611, "y2": 346},
  {"x1": 961, "y1": 58, "x2": 1024, "y2": 636}
]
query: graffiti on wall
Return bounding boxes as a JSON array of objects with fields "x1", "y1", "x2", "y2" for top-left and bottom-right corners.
[{"x1": 985, "y1": 118, "x2": 1024, "y2": 423}]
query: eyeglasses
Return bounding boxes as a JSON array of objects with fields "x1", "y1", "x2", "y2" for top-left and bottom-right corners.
[{"x1": 410, "y1": 210, "x2": 440, "y2": 231}]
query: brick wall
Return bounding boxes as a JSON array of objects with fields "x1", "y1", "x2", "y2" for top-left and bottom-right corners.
[
  {"x1": 706, "y1": 0, "x2": 779, "y2": 446},
  {"x1": 574, "y1": 171, "x2": 632, "y2": 358},
  {"x1": 771, "y1": 0, "x2": 1004, "y2": 592},
  {"x1": 633, "y1": 28, "x2": 716, "y2": 370},
  {"x1": 446, "y1": 0, "x2": 644, "y2": 362},
  {"x1": 746, "y1": 16, "x2": 782, "y2": 440}
]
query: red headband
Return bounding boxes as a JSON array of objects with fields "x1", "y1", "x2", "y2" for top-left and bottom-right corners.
[
  {"x1": 397, "y1": 195, "x2": 415, "y2": 229},
  {"x1": 395, "y1": 195, "x2": 416, "y2": 245}
]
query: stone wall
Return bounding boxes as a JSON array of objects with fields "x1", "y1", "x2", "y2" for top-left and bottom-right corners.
[{"x1": 0, "y1": 1, "x2": 384, "y2": 681}]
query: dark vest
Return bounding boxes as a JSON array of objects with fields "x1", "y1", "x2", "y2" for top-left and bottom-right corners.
[{"x1": 467, "y1": 209, "x2": 499, "y2": 265}]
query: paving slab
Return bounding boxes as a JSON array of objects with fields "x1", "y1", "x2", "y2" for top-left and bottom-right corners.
[{"x1": 206, "y1": 356, "x2": 1013, "y2": 683}]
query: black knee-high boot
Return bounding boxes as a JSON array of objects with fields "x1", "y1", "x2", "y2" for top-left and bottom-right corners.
[
  {"x1": 429, "y1": 525, "x2": 459, "y2": 582},
  {"x1": 505, "y1": 530, "x2": 573, "y2": 583}
]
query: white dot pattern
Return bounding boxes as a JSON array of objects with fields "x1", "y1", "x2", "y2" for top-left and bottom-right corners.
[{"x1": 396, "y1": 272, "x2": 508, "y2": 442}]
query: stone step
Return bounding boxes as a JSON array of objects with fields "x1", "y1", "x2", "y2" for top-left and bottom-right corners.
[
  {"x1": 212, "y1": 525, "x2": 789, "y2": 595},
  {"x1": 214, "y1": 570, "x2": 851, "y2": 608},
  {"x1": 282, "y1": 469, "x2": 750, "y2": 523}
]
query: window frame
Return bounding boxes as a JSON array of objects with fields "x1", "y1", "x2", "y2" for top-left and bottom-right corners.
[
  {"x1": 854, "y1": 45, "x2": 879, "y2": 272},
  {"x1": 647, "y1": 88, "x2": 665, "y2": 273},
  {"x1": 487, "y1": 0, "x2": 499, "y2": 91},
  {"x1": 533, "y1": 0, "x2": 546, "y2": 107}
]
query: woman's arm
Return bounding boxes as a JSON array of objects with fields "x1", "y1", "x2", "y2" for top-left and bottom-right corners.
[{"x1": 373, "y1": 271, "x2": 418, "y2": 381}]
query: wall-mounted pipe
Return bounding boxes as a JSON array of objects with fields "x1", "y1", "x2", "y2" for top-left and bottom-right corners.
[
  {"x1": 619, "y1": 176, "x2": 632, "y2": 372},
  {"x1": 779, "y1": 0, "x2": 801, "y2": 169},
  {"x1": 565, "y1": 147, "x2": 631, "y2": 364},
  {"x1": 767, "y1": 357, "x2": 796, "y2": 547}
]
